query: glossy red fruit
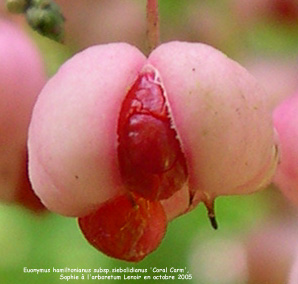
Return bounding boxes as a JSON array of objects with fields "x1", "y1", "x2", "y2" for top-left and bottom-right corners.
[
  {"x1": 118, "y1": 66, "x2": 188, "y2": 201},
  {"x1": 78, "y1": 193, "x2": 167, "y2": 262}
]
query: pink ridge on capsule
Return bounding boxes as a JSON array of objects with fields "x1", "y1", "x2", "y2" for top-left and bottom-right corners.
[
  {"x1": 29, "y1": 43, "x2": 147, "y2": 216},
  {"x1": 148, "y1": 42, "x2": 278, "y2": 203}
]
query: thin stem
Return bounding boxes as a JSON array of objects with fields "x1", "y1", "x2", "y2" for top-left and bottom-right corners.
[
  {"x1": 146, "y1": 0, "x2": 160, "y2": 53},
  {"x1": 206, "y1": 200, "x2": 218, "y2": 230},
  {"x1": 197, "y1": 192, "x2": 218, "y2": 230}
]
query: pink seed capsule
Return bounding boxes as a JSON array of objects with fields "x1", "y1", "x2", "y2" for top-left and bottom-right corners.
[
  {"x1": 273, "y1": 91, "x2": 298, "y2": 206},
  {"x1": 0, "y1": 18, "x2": 46, "y2": 212},
  {"x1": 28, "y1": 42, "x2": 278, "y2": 218},
  {"x1": 118, "y1": 65, "x2": 188, "y2": 201},
  {"x1": 28, "y1": 42, "x2": 278, "y2": 261}
]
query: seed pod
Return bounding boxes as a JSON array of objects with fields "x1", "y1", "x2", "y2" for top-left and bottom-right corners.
[
  {"x1": 0, "y1": 19, "x2": 46, "y2": 212},
  {"x1": 28, "y1": 42, "x2": 278, "y2": 218},
  {"x1": 28, "y1": 42, "x2": 278, "y2": 260},
  {"x1": 273, "y1": 91, "x2": 298, "y2": 206}
]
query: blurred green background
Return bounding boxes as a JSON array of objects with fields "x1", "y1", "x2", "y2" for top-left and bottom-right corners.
[{"x1": 0, "y1": 0, "x2": 298, "y2": 283}]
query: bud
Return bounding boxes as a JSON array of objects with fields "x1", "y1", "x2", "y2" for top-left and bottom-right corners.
[{"x1": 26, "y1": 0, "x2": 64, "y2": 42}]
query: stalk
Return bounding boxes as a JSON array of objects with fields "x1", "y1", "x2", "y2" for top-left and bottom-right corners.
[{"x1": 146, "y1": 0, "x2": 160, "y2": 53}]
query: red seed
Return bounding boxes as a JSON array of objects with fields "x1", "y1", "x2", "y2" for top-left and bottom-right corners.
[
  {"x1": 117, "y1": 66, "x2": 188, "y2": 200},
  {"x1": 78, "y1": 194, "x2": 167, "y2": 262}
]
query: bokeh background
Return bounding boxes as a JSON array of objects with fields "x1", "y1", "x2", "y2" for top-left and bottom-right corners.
[{"x1": 0, "y1": 0, "x2": 298, "y2": 283}]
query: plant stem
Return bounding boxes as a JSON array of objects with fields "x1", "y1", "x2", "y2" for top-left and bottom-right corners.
[{"x1": 147, "y1": 0, "x2": 160, "y2": 53}]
